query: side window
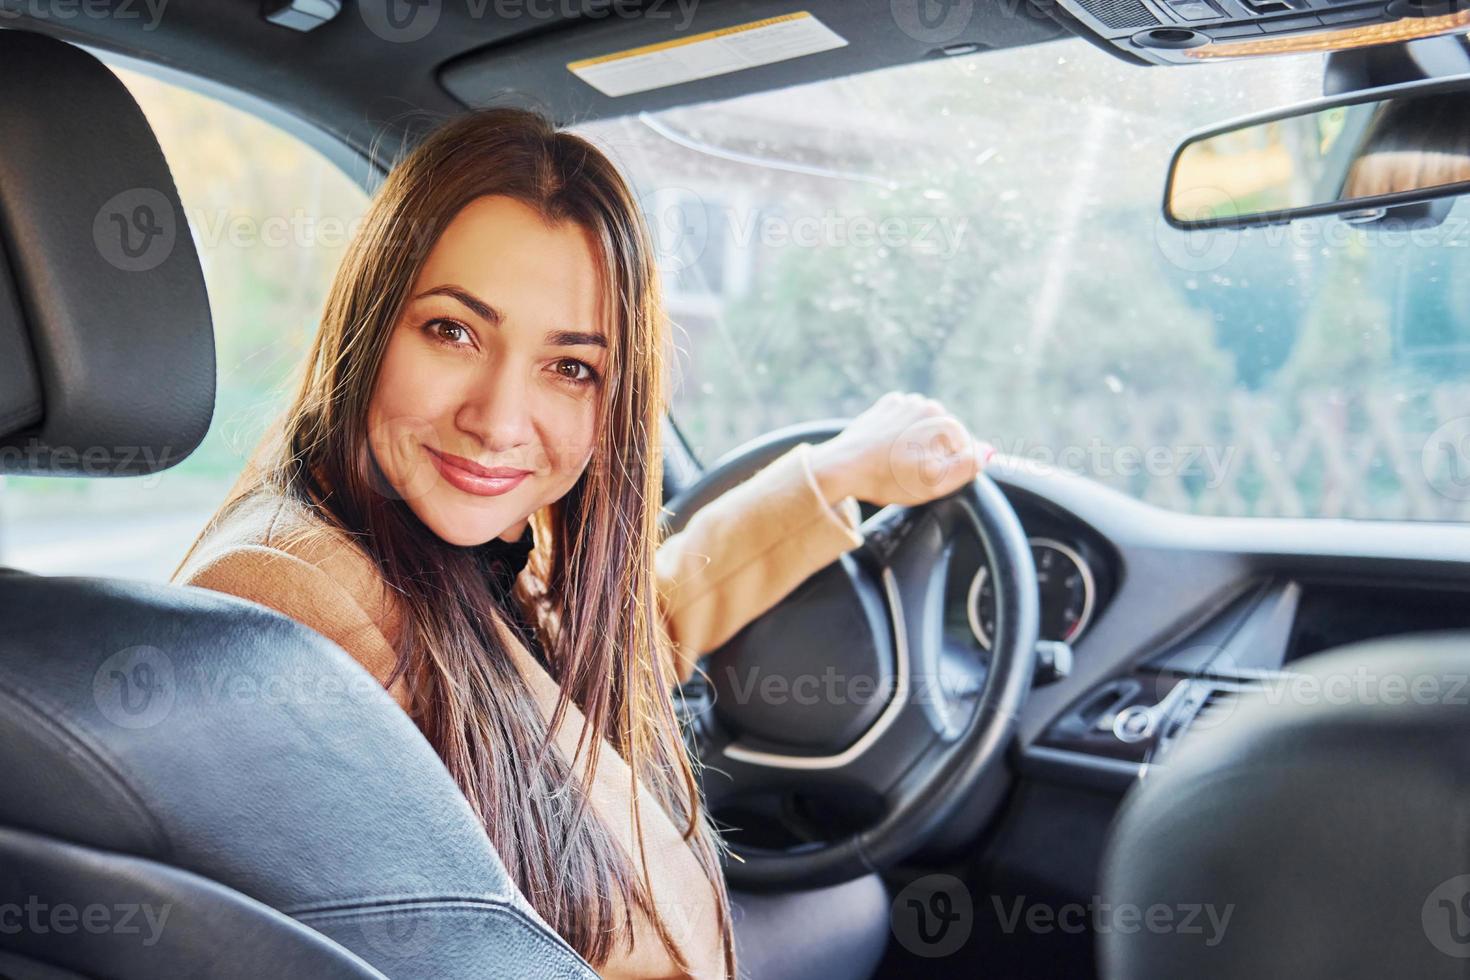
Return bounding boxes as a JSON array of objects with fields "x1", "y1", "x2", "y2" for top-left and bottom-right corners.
[{"x1": 0, "y1": 67, "x2": 369, "y2": 581}]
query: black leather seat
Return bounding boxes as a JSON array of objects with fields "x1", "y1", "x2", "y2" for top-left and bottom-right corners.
[
  {"x1": 1101, "y1": 631, "x2": 1470, "y2": 980},
  {"x1": 0, "y1": 30, "x2": 594, "y2": 980}
]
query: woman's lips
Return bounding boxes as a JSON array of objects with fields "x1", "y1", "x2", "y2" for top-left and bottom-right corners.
[{"x1": 425, "y1": 447, "x2": 531, "y2": 497}]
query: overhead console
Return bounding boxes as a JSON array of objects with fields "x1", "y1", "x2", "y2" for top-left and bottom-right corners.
[{"x1": 1053, "y1": 0, "x2": 1470, "y2": 65}]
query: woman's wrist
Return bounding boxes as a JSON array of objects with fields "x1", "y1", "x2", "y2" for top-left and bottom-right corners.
[{"x1": 807, "y1": 439, "x2": 861, "y2": 505}]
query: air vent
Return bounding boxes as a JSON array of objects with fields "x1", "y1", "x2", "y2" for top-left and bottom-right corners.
[
  {"x1": 1079, "y1": 0, "x2": 1161, "y2": 30},
  {"x1": 1153, "y1": 681, "x2": 1247, "y2": 760},
  {"x1": 1189, "y1": 688, "x2": 1239, "y2": 731}
]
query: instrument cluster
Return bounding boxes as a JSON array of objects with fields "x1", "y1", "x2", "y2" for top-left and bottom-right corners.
[{"x1": 944, "y1": 507, "x2": 1115, "y2": 657}]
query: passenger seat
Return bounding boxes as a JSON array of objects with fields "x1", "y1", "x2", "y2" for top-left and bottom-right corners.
[{"x1": 0, "y1": 29, "x2": 594, "y2": 980}]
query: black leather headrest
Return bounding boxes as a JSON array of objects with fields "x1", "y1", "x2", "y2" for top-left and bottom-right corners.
[{"x1": 0, "y1": 30, "x2": 213, "y2": 477}]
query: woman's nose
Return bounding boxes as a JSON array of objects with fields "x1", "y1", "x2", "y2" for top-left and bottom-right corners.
[{"x1": 455, "y1": 366, "x2": 535, "y2": 453}]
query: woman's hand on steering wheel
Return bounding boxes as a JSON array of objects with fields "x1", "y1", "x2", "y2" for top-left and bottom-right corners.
[{"x1": 808, "y1": 392, "x2": 995, "y2": 507}]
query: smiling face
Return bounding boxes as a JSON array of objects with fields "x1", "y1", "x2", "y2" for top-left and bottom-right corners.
[{"x1": 366, "y1": 195, "x2": 609, "y2": 547}]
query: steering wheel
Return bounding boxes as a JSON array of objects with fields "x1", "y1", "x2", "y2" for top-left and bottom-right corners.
[{"x1": 665, "y1": 421, "x2": 1039, "y2": 892}]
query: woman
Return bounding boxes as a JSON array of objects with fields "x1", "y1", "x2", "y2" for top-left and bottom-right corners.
[{"x1": 172, "y1": 108, "x2": 985, "y2": 979}]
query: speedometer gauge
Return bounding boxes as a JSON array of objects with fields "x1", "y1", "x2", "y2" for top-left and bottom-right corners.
[{"x1": 967, "y1": 538, "x2": 1097, "y2": 650}]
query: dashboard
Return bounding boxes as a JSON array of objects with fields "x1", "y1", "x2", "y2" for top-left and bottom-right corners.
[
  {"x1": 898, "y1": 455, "x2": 1470, "y2": 901},
  {"x1": 681, "y1": 443, "x2": 1470, "y2": 979},
  {"x1": 965, "y1": 459, "x2": 1470, "y2": 796},
  {"x1": 851, "y1": 459, "x2": 1470, "y2": 794},
  {"x1": 670, "y1": 435, "x2": 1470, "y2": 943}
]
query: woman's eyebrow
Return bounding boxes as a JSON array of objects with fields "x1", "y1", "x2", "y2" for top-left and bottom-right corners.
[
  {"x1": 414, "y1": 284, "x2": 501, "y2": 325},
  {"x1": 412, "y1": 288, "x2": 602, "y2": 349},
  {"x1": 545, "y1": 330, "x2": 608, "y2": 349}
]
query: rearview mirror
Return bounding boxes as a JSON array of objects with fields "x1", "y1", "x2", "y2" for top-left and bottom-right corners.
[{"x1": 1165, "y1": 76, "x2": 1470, "y2": 229}]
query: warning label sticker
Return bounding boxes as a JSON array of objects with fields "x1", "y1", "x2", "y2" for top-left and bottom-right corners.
[{"x1": 567, "y1": 12, "x2": 848, "y2": 98}]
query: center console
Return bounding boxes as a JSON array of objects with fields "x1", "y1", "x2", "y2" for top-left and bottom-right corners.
[{"x1": 1024, "y1": 573, "x2": 1470, "y2": 791}]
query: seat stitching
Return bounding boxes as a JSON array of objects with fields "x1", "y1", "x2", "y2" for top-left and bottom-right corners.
[
  {"x1": 0, "y1": 398, "x2": 41, "y2": 432},
  {"x1": 286, "y1": 899, "x2": 529, "y2": 922},
  {"x1": 0, "y1": 679, "x2": 170, "y2": 855},
  {"x1": 293, "y1": 898, "x2": 592, "y2": 969}
]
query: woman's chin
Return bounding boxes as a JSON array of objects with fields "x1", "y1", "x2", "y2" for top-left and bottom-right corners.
[{"x1": 411, "y1": 494, "x2": 523, "y2": 548}]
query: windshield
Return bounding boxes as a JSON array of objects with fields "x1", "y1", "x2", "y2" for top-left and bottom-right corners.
[{"x1": 579, "y1": 39, "x2": 1470, "y2": 522}]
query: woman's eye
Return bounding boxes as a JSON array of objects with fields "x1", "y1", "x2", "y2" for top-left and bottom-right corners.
[
  {"x1": 553, "y1": 358, "x2": 598, "y2": 385},
  {"x1": 425, "y1": 319, "x2": 472, "y2": 346}
]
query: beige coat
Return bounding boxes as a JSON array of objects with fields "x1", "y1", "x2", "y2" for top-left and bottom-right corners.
[{"x1": 171, "y1": 442, "x2": 864, "y2": 979}]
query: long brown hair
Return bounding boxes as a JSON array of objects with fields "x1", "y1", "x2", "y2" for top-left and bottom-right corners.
[{"x1": 181, "y1": 107, "x2": 734, "y2": 975}]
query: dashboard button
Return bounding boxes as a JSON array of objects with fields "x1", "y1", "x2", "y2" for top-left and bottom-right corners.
[{"x1": 1113, "y1": 705, "x2": 1158, "y2": 743}]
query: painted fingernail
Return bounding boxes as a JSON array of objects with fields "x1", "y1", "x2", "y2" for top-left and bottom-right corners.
[{"x1": 978, "y1": 441, "x2": 996, "y2": 467}]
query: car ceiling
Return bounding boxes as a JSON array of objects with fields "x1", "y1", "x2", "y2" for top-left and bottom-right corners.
[{"x1": 1, "y1": 0, "x2": 1074, "y2": 172}]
